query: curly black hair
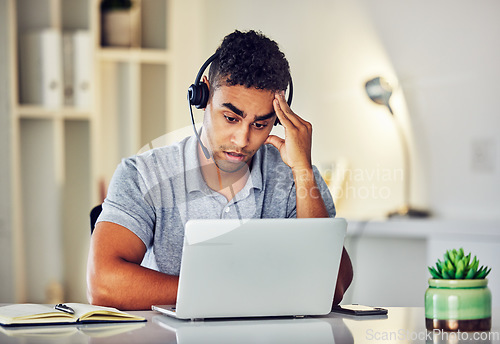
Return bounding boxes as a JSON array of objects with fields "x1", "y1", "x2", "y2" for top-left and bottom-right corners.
[{"x1": 208, "y1": 30, "x2": 291, "y2": 94}]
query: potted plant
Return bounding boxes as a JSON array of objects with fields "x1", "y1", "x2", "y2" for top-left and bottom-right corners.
[
  {"x1": 100, "y1": 0, "x2": 139, "y2": 47},
  {"x1": 426, "y1": 248, "x2": 491, "y2": 331}
]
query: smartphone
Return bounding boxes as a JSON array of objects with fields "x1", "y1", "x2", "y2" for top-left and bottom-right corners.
[{"x1": 331, "y1": 304, "x2": 388, "y2": 316}]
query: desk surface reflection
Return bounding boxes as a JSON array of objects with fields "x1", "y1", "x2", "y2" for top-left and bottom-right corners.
[{"x1": 0, "y1": 307, "x2": 499, "y2": 344}]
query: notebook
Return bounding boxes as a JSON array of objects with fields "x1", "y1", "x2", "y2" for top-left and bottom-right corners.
[
  {"x1": 0, "y1": 303, "x2": 145, "y2": 327},
  {"x1": 153, "y1": 217, "x2": 347, "y2": 320}
]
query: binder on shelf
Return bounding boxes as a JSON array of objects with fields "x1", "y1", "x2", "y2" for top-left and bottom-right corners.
[
  {"x1": 62, "y1": 30, "x2": 92, "y2": 108},
  {"x1": 62, "y1": 32, "x2": 75, "y2": 106},
  {"x1": 19, "y1": 29, "x2": 63, "y2": 108},
  {"x1": 73, "y1": 30, "x2": 92, "y2": 109}
]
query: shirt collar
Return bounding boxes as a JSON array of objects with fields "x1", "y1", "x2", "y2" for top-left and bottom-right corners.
[{"x1": 247, "y1": 146, "x2": 263, "y2": 191}]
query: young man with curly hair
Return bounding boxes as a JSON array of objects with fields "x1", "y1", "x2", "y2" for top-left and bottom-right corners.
[{"x1": 87, "y1": 30, "x2": 353, "y2": 310}]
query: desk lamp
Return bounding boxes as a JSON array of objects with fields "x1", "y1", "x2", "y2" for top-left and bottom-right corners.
[{"x1": 365, "y1": 77, "x2": 430, "y2": 218}]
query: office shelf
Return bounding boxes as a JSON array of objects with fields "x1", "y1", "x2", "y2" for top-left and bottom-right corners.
[
  {"x1": 16, "y1": 106, "x2": 60, "y2": 119},
  {"x1": 3, "y1": 0, "x2": 204, "y2": 303},
  {"x1": 16, "y1": 105, "x2": 92, "y2": 120},
  {"x1": 97, "y1": 47, "x2": 172, "y2": 63}
]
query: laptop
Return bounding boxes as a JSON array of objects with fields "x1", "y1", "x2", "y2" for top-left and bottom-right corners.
[{"x1": 152, "y1": 217, "x2": 347, "y2": 320}]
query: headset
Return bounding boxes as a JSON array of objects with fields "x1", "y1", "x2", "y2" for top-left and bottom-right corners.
[{"x1": 187, "y1": 52, "x2": 293, "y2": 159}]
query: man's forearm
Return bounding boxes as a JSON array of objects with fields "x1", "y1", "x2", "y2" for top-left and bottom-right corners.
[
  {"x1": 87, "y1": 258, "x2": 178, "y2": 310},
  {"x1": 87, "y1": 222, "x2": 179, "y2": 310},
  {"x1": 293, "y1": 167, "x2": 329, "y2": 218}
]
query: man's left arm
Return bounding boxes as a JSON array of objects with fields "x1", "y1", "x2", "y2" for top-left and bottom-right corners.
[{"x1": 265, "y1": 91, "x2": 353, "y2": 306}]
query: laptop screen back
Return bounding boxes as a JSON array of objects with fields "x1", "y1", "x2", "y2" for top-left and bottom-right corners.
[{"x1": 174, "y1": 218, "x2": 347, "y2": 319}]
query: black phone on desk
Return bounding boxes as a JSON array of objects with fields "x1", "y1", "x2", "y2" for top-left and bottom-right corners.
[{"x1": 331, "y1": 304, "x2": 388, "y2": 316}]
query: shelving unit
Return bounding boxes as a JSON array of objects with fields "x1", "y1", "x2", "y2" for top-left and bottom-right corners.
[
  {"x1": 2, "y1": 0, "x2": 204, "y2": 303},
  {"x1": 5, "y1": 0, "x2": 96, "y2": 303}
]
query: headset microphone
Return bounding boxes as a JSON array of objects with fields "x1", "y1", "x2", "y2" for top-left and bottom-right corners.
[
  {"x1": 188, "y1": 101, "x2": 211, "y2": 160},
  {"x1": 188, "y1": 52, "x2": 293, "y2": 160}
]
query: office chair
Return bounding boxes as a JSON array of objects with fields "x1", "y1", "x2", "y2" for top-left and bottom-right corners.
[{"x1": 89, "y1": 204, "x2": 102, "y2": 235}]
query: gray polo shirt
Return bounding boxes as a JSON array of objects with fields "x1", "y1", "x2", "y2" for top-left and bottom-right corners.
[{"x1": 98, "y1": 134, "x2": 335, "y2": 275}]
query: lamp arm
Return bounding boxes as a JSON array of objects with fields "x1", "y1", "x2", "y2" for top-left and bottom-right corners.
[{"x1": 391, "y1": 112, "x2": 411, "y2": 211}]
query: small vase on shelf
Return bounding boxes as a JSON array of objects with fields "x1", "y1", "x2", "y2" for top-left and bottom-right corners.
[{"x1": 100, "y1": 0, "x2": 139, "y2": 47}]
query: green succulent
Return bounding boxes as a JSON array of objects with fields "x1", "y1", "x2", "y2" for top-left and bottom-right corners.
[{"x1": 428, "y1": 248, "x2": 491, "y2": 279}]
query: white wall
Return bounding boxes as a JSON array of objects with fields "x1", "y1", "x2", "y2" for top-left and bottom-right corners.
[
  {"x1": 196, "y1": 0, "x2": 500, "y2": 221},
  {"x1": 361, "y1": 0, "x2": 500, "y2": 220}
]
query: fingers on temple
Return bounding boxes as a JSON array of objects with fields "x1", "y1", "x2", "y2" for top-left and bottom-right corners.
[{"x1": 274, "y1": 93, "x2": 312, "y2": 133}]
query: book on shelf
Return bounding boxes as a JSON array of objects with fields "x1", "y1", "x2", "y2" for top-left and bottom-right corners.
[
  {"x1": 19, "y1": 29, "x2": 63, "y2": 107},
  {"x1": 0, "y1": 303, "x2": 145, "y2": 327}
]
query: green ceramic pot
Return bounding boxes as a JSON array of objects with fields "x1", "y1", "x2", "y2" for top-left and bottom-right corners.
[{"x1": 425, "y1": 278, "x2": 491, "y2": 331}]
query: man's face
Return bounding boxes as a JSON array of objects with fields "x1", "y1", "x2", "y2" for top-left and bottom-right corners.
[{"x1": 202, "y1": 84, "x2": 276, "y2": 173}]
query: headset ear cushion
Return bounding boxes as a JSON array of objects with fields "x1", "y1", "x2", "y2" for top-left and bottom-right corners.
[
  {"x1": 188, "y1": 83, "x2": 209, "y2": 109},
  {"x1": 188, "y1": 82, "x2": 209, "y2": 109},
  {"x1": 188, "y1": 84, "x2": 200, "y2": 106},
  {"x1": 196, "y1": 82, "x2": 209, "y2": 109}
]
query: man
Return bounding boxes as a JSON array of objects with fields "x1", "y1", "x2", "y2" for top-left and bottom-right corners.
[{"x1": 87, "y1": 30, "x2": 352, "y2": 310}]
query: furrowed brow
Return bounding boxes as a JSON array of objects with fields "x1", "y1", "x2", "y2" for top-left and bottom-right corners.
[
  {"x1": 222, "y1": 103, "x2": 245, "y2": 118},
  {"x1": 254, "y1": 111, "x2": 276, "y2": 122},
  {"x1": 222, "y1": 102, "x2": 275, "y2": 122}
]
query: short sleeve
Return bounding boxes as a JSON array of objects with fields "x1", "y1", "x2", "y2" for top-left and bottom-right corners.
[
  {"x1": 97, "y1": 157, "x2": 156, "y2": 248},
  {"x1": 313, "y1": 165, "x2": 336, "y2": 218}
]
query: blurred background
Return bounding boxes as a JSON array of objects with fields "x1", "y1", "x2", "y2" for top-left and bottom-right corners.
[{"x1": 1, "y1": 0, "x2": 499, "y2": 308}]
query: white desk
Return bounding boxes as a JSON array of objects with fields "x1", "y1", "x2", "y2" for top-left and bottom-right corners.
[{"x1": 1, "y1": 307, "x2": 499, "y2": 343}]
